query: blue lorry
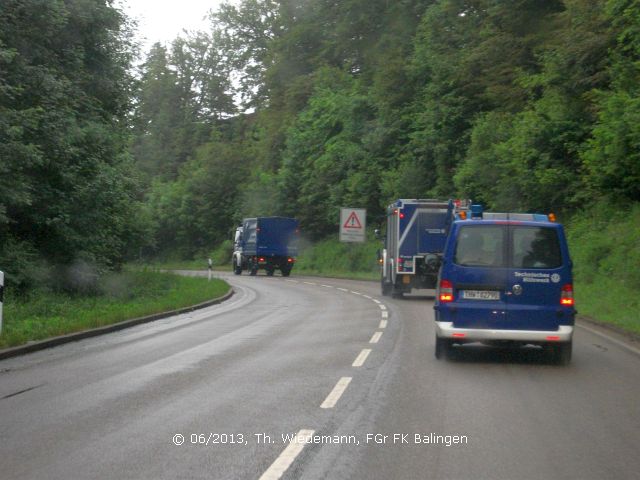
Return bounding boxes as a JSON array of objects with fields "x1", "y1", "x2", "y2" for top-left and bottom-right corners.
[
  {"x1": 232, "y1": 217, "x2": 299, "y2": 276},
  {"x1": 380, "y1": 199, "x2": 465, "y2": 297}
]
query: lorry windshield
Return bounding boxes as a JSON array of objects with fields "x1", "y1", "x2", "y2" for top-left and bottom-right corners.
[{"x1": 454, "y1": 225, "x2": 561, "y2": 269}]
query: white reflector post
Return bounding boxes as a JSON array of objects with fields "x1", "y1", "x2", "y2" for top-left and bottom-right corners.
[{"x1": 0, "y1": 270, "x2": 4, "y2": 335}]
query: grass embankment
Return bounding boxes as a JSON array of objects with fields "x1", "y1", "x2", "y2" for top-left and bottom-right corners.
[
  {"x1": 0, "y1": 270, "x2": 230, "y2": 349},
  {"x1": 294, "y1": 238, "x2": 380, "y2": 280},
  {"x1": 567, "y1": 202, "x2": 640, "y2": 336}
]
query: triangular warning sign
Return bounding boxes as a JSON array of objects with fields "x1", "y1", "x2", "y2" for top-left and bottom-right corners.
[{"x1": 343, "y1": 211, "x2": 363, "y2": 229}]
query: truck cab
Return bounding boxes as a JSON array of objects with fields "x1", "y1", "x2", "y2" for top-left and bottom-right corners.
[{"x1": 434, "y1": 209, "x2": 575, "y2": 364}]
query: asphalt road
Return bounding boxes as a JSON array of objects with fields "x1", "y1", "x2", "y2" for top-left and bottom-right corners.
[{"x1": 1, "y1": 272, "x2": 639, "y2": 480}]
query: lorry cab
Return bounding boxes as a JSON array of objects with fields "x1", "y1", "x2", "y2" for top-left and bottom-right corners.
[{"x1": 434, "y1": 209, "x2": 575, "y2": 364}]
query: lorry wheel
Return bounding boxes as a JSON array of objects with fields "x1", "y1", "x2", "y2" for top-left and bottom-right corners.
[
  {"x1": 281, "y1": 267, "x2": 291, "y2": 277},
  {"x1": 435, "y1": 336, "x2": 451, "y2": 360},
  {"x1": 266, "y1": 267, "x2": 275, "y2": 276},
  {"x1": 381, "y1": 279, "x2": 391, "y2": 296},
  {"x1": 233, "y1": 259, "x2": 242, "y2": 275}
]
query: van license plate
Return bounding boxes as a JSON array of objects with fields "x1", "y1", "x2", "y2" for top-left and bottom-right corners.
[{"x1": 461, "y1": 290, "x2": 500, "y2": 300}]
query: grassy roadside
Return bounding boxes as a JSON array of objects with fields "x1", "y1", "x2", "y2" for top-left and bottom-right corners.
[
  {"x1": 566, "y1": 202, "x2": 640, "y2": 336},
  {"x1": 0, "y1": 270, "x2": 230, "y2": 350}
]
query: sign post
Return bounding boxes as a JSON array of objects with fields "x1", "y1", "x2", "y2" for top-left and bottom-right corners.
[
  {"x1": 0, "y1": 270, "x2": 4, "y2": 335},
  {"x1": 207, "y1": 258, "x2": 213, "y2": 281},
  {"x1": 340, "y1": 208, "x2": 366, "y2": 243}
]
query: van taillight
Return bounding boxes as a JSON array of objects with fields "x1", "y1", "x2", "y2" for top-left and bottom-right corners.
[
  {"x1": 439, "y1": 279, "x2": 454, "y2": 303},
  {"x1": 560, "y1": 284, "x2": 574, "y2": 306}
]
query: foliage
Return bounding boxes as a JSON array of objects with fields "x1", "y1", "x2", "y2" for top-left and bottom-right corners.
[
  {"x1": 0, "y1": 0, "x2": 139, "y2": 290},
  {"x1": 566, "y1": 201, "x2": 640, "y2": 334}
]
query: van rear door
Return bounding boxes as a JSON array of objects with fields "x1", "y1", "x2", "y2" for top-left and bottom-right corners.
[
  {"x1": 505, "y1": 225, "x2": 569, "y2": 331},
  {"x1": 450, "y1": 224, "x2": 509, "y2": 329}
]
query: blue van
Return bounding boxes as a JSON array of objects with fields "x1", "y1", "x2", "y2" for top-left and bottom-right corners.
[{"x1": 433, "y1": 211, "x2": 575, "y2": 364}]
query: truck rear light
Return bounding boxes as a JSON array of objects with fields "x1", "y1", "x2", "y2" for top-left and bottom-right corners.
[
  {"x1": 560, "y1": 284, "x2": 574, "y2": 306},
  {"x1": 259, "y1": 257, "x2": 266, "y2": 262},
  {"x1": 399, "y1": 212, "x2": 405, "y2": 219},
  {"x1": 439, "y1": 279, "x2": 454, "y2": 303},
  {"x1": 546, "y1": 336, "x2": 560, "y2": 341},
  {"x1": 397, "y1": 258, "x2": 403, "y2": 264},
  {"x1": 452, "y1": 333, "x2": 466, "y2": 338},
  {"x1": 287, "y1": 257, "x2": 295, "y2": 263}
]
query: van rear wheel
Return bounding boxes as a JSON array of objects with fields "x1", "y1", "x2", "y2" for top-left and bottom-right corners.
[
  {"x1": 435, "y1": 336, "x2": 452, "y2": 360},
  {"x1": 551, "y1": 341, "x2": 572, "y2": 365}
]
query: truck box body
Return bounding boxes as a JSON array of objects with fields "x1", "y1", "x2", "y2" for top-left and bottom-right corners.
[
  {"x1": 381, "y1": 199, "x2": 457, "y2": 296},
  {"x1": 233, "y1": 217, "x2": 299, "y2": 276},
  {"x1": 241, "y1": 217, "x2": 299, "y2": 257}
]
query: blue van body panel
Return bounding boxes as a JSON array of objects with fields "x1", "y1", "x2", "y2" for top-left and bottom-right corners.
[{"x1": 435, "y1": 219, "x2": 575, "y2": 334}]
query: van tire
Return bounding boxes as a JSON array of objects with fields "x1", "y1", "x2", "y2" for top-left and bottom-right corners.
[
  {"x1": 552, "y1": 341, "x2": 572, "y2": 365},
  {"x1": 435, "y1": 336, "x2": 452, "y2": 360}
]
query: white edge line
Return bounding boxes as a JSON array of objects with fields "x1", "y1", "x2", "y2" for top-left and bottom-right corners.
[
  {"x1": 379, "y1": 320, "x2": 387, "y2": 329},
  {"x1": 363, "y1": 295, "x2": 372, "y2": 299},
  {"x1": 577, "y1": 322, "x2": 640, "y2": 357},
  {"x1": 352, "y1": 349, "x2": 372, "y2": 367},
  {"x1": 372, "y1": 299, "x2": 381, "y2": 304},
  {"x1": 303, "y1": 282, "x2": 317, "y2": 285},
  {"x1": 370, "y1": 332, "x2": 383, "y2": 344},
  {"x1": 350, "y1": 291, "x2": 362, "y2": 295},
  {"x1": 259, "y1": 429, "x2": 315, "y2": 480},
  {"x1": 321, "y1": 285, "x2": 333, "y2": 288},
  {"x1": 320, "y1": 377, "x2": 352, "y2": 409}
]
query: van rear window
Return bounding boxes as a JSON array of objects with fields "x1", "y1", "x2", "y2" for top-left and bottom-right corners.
[
  {"x1": 512, "y1": 226, "x2": 562, "y2": 269},
  {"x1": 454, "y1": 226, "x2": 506, "y2": 267},
  {"x1": 454, "y1": 225, "x2": 562, "y2": 269}
]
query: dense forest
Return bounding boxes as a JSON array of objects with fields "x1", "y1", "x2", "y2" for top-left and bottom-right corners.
[{"x1": 1, "y1": 0, "x2": 639, "y2": 290}]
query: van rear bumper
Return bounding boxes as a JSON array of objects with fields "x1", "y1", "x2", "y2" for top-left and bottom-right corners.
[{"x1": 435, "y1": 322, "x2": 573, "y2": 343}]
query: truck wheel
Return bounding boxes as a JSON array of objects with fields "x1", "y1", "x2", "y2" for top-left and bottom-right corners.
[
  {"x1": 435, "y1": 336, "x2": 452, "y2": 360},
  {"x1": 281, "y1": 267, "x2": 291, "y2": 277},
  {"x1": 381, "y1": 278, "x2": 391, "y2": 296},
  {"x1": 266, "y1": 267, "x2": 275, "y2": 276},
  {"x1": 233, "y1": 259, "x2": 242, "y2": 275},
  {"x1": 249, "y1": 262, "x2": 258, "y2": 276}
]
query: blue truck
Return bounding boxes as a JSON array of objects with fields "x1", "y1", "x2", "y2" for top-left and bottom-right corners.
[
  {"x1": 380, "y1": 199, "x2": 465, "y2": 297},
  {"x1": 232, "y1": 217, "x2": 299, "y2": 276}
]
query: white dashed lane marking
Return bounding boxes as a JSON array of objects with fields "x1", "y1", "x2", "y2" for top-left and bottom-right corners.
[
  {"x1": 320, "y1": 377, "x2": 352, "y2": 409},
  {"x1": 379, "y1": 320, "x2": 387, "y2": 329},
  {"x1": 381, "y1": 311, "x2": 389, "y2": 319},
  {"x1": 379, "y1": 304, "x2": 387, "y2": 311},
  {"x1": 259, "y1": 429, "x2": 315, "y2": 480},
  {"x1": 352, "y1": 349, "x2": 372, "y2": 367},
  {"x1": 370, "y1": 332, "x2": 382, "y2": 344}
]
